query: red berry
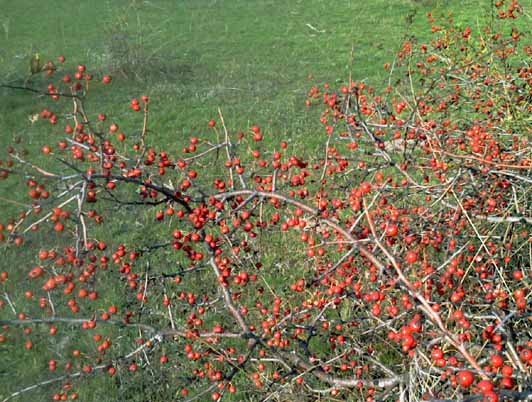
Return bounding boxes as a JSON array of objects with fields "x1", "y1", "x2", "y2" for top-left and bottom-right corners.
[
  {"x1": 457, "y1": 370, "x2": 474, "y2": 388},
  {"x1": 491, "y1": 354, "x2": 504, "y2": 368},
  {"x1": 501, "y1": 365, "x2": 513, "y2": 377},
  {"x1": 360, "y1": 182, "x2": 372, "y2": 194},
  {"x1": 477, "y1": 380, "x2": 494, "y2": 394},
  {"x1": 405, "y1": 251, "x2": 418, "y2": 264},
  {"x1": 431, "y1": 348, "x2": 443, "y2": 360},
  {"x1": 386, "y1": 224, "x2": 398, "y2": 237}
]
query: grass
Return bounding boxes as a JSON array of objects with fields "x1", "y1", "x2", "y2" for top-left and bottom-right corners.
[
  {"x1": 0, "y1": 0, "x2": 502, "y2": 218},
  {"x1": 0, "y1": 0, "x2": 527, "y2": 400},
  {"x1": 0, "y1": 0, "x2": 500, "y2": 145}
]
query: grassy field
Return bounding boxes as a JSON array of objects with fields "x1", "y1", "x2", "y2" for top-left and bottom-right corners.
[
  {"x1": 0, "y1": 0, "x2": 525, "y2": 400},
  {"x1": 0, "y1": 0, "x2": 503, "y2": 218},
  {"x1": 0, "y1": 0, "x2": 501, "y2": 147}
]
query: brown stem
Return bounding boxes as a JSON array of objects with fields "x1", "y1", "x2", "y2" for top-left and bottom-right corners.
[
  {"x1": 362, "y1": 198, "x2": 487, "y2": 378},
  {"x1": 213, "y1": 189, "x2": 486, "y2": 377}
]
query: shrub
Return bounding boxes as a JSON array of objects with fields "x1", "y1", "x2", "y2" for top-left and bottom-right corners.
[{"x1": 0, "y1": 1, "x2": 530, "y2": 401}]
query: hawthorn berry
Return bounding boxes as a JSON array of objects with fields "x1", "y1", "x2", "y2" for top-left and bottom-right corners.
[{"x1": 457, "y1": 370, "x2": 474, "y2": 388}]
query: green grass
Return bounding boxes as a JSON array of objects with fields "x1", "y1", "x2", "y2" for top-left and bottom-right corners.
[
  {"x1": 0, "y1": 0, "x2": 502, "y2": 217},
  {"x1": 0, "y1": 0, "x2": 528, "y2": 400},
  {"x1": 0, "y1": 0, "x2": 501, "y2": 146}
]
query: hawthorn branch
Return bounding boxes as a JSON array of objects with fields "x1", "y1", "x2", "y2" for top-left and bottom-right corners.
[
  {"x1": 20, "y1": 194, "x2": 79, "y2": 235},
  {"x1": 134, "y1": 100, "x2": 150, "y2": 169},
  {"x1": 440, "y1": 200, "x2": 532, "y2": 224},
  {"x1": 362, "y1": 198, "x2": 487, "y2": 377},
  {"x1": 489, "y1": 169, "x2": 532, "y2": 184},
  {"x1": 183, "y1": 341, "x2": 258, "y2": 402},
  {"x1": 0, "y1": 317, "x2": 245, "y2": 340},
  {"x1": 208, "y1": 257, "x2": 252, "y2": 336},
  {"x1": 11, "y1": 153, "x2": 59, "y2": 177},
  {"x1": 212, "y1": 189, "x2": 487, "y2": 383},
  {"x1": 279, "y1": 350, "x2": 405, "y2": 389},
  {"x1": 218, "y1": 108, "x2": 240, "y2": 190},
  {"x1": 182, "y1": 142, "x2": 228, "y2": 163},
  {"x1": 433, "y1": 148, "x2": 532, "y2": 170},
  {"x1": 1, "y1": 364, "x2": 108, "y2": 402},
  {"x1": 88, "y1": 174, "x2": 192, "y2": 213},
  {"x1": 0, "y1": 83, "x2": 81, "y2": 99}
]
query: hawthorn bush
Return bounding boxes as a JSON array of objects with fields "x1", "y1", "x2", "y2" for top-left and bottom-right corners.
[{"x1": 0, "y1": 2, "x2": 531, "y2": 401}]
